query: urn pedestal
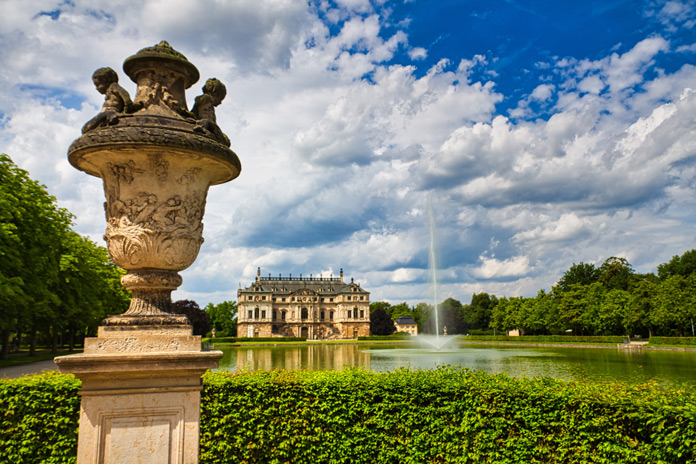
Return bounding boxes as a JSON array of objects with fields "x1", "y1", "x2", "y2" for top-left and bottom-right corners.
[{"x1": 55, "y1": 41, "x2": 240, "y2": 464}]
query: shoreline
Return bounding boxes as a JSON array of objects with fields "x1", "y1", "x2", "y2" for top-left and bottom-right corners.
[{"x1": 211, "y1": 339, "x2": 696, "y2": 352}]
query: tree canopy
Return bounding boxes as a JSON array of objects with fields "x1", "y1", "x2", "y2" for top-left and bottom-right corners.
[
  {"x1": 0, "y1": 154, "x2": 129, "y2": 357},
  {"x1": 370, "y1": 308, "x2": 396, "y2": 336},
  {"x1": 205, "y1": 300, "x2": 237, "y2": 337}
]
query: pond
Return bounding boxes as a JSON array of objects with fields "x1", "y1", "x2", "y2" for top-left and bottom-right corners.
[{"x1": 216, "y1": 342, "x2": 696, "y2": 388}]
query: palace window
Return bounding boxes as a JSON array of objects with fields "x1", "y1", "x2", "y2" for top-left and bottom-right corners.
[
  {"x1": 282, "y1": 310, "x2": 286, "y2": 321},
  {"x1": 261, "y1": 310, "x2": 266, "y2": 319},
  {"x1": 254, "y1": 307, "x2": 260, "y2": 319},
  {"x1": 347, "y1": 296, "x2": 351, "y2": 301},
  {"x1": 321, "y1": 311, "x2": 325, "y2": 321},
  {"x1": 360, "y1": 310, "x2": 365, "y2": 318},
  {"x1": 330, "y1": 311, "x2": 334, "y2": 321},
  {"x1": 247, "y1": 310, "x2": 252, "y2": 319},
  {"x1": 262, "y1": 296, "x2": 266, "y2": 301},
  {"x1": 301, "y1": 308, "x2": 308, "y2": 320},
  {"x1": 347, "y1": 310, "x2": 352, "y2": 318},
  {"x1": 282, "y1": 297, "x2": 286, "y2": 302}
]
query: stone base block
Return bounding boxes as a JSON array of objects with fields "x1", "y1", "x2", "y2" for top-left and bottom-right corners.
[{"x1": 55, "y1": 327, "x2": 221, "y2": 464}]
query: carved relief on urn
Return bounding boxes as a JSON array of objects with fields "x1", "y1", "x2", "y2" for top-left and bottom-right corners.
[{"x1": 68, "y1": 42, "x2": 241, "y2": 323}]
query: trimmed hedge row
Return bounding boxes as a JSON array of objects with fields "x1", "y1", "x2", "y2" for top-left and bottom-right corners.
[
  {"x1": 0, "y1": 372, "x2": 80, "y2": 463},
  {"x1": 206, "y1": 336, "x2": 307, "y2": 344},
  {"x1": 2, "y1": 369, "x2": 696, "y2": 463},
  {"x1": 461, "y1": 334, "x2": 626, "y2": 344},
  {"x1": 201, "y1": 368, "x2": 696, "y2": 463},
  {"x1": 357, "y1": 333, "x2": 412, "y2": 341},
  {"x1": 649, "y1": 336, "x2": 696, "y2": 346}
]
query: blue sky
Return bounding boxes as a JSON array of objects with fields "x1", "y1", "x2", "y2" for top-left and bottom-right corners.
[{"x1": 1, "y1": 0, "x2": 696, "y2": 307}]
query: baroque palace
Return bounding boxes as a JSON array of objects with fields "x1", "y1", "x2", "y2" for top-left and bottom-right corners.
[{"x1": 237, "y1": 268, "x2": 371, "y2": 339}]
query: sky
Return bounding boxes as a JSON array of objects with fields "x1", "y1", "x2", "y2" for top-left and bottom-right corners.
[{"x1": 1, "y1": 0, "x2": 696, "y2": 308}]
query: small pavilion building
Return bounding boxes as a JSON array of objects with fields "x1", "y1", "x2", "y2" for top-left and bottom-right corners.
[{"x1": 395, "y1": 315, "x2": 418, "y2": 336}]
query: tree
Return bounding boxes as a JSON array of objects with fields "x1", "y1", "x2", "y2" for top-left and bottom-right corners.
[
  {"x1": 598, "y1": 257, "x2": 635, "y2": 291},
  {"x1": 651, "y1": 275, "x2": 696, "y2": 336},
  {"x1": 433, "y1": 298, "x2": 465, "y2": 334},
  {"x1": 0, "y1": 154, "x2": 72, "y2": 358},
  {"x1": 465, "y1": 293, "x2": 497, "y2": 330},
  {"x1": 172, "y1": 300, "x2": 211, "y2": 336},
  {"x1": 411, "y1": 302, "x2": 432, "y2": 333},
  {"x1": 556, "y1": 262, "x2": 601, "y2": 292},
  {"x1": 369, "y1": 301, "x2": 392, "y2": 315},
  {"x1": 205, "y1": 301, "x2": 237, "y2": 337},
  {"x1": 370, "y1": 308, "x2": 395, "y2": 336},
  {"x1": 625, "y1": 280, "x2": 655, "y2": 337},
  {"x1": 657, "y1": 249, "x2": 696, "y2": 279},
  {"x1": 599, "y1": 289, "x2": 630, "y2": 336}
]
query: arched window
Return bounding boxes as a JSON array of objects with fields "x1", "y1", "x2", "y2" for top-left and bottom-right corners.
[
  {"x1": 301, "y1": 307, "x2": 308, "y2": 320},
  {"x1": 254, "y1": 307, "x2": 259, "y2": 319}
]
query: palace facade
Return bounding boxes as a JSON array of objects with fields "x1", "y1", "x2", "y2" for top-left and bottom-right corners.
[{"x1": 237, "y1": 268, "x2": 371, "y2": 339}]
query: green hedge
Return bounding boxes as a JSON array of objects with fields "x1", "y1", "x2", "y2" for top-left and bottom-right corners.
[
  {"x1": 358, "y1": 333, "x2": 412, "y2": 341},
  {"x1": 648, "y1": 337, "x2": 696, "y2": 346},
  {"x1": 200, "y1": 368, "x2": 696, "y2": 463},
  {"x1": 0, "y1": 372, "x2": 81, "y2": 463},
  {"x1": 3, "y1": 369, "x2": 696, "y2": 463},
  {"x1": 461, "y1": 335, "x2": 626, "y2": 344},
  {"x1": 206, "y1": 336, "x2": 307, "y2": 344}
]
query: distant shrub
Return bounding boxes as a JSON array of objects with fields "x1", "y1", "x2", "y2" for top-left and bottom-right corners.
[
  {"x1": 207, "y1": 336, "x2": 306, "y2": 344},
  {"x1": 358, "y1": 333, "x2": 411, "y2": 341},
  {"x1": 649, "y1": 336, "x2": 696, "y2": 346},
  {"x1": 461, "y1": 335, "x2": 625, "y2": 344}
]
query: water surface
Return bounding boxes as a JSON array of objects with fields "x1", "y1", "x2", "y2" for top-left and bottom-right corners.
[{"x1": 216, "y1": 342, "x2": 696, "y2": 388}]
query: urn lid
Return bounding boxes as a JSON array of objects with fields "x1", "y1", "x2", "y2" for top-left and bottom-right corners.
[{"x1": 123, "y1": 40, "x2": 199, "y2": 88}]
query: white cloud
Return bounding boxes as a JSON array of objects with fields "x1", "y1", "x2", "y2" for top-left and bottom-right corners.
[
  {"x1": 408, "y1": 47, "x2": 427, "y2": 60},
  {"x1": 472, "y1": 256, "x2": 531, "y2": 279},
  {"x1": 2, "y1": 0, "x2": 696, "y2": 310}
]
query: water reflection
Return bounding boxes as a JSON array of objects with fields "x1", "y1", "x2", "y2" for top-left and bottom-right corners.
[{"x1": 216, "y1": 343, "x2": 696, "y2": 388}]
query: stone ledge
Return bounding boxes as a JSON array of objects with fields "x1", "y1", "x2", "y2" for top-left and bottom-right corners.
[
  {"x1": 54, "y1": 350, "x2": 223, "y2": 382},
  {"x1": 85, "y1": 334, "x2": 201, "y2": 353}
]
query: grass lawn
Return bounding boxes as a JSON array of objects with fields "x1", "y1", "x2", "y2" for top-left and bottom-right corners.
[{"x1": 0, "y1": 349, "x2": 83, "y2": 369}]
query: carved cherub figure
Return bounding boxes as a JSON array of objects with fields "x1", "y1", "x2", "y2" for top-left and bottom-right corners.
[
  {"x1": 191, "y1": 78, "x2": 230, "y2": 146},
  {"x1": 82, "y1": 67, "x2": 137, "y2": 133}
]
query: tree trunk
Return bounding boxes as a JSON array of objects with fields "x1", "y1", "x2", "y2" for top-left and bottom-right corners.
[
  {"x1": 51, "y1": 328, "x2": 58, "y2": 354},
  {"x1": 29, "y1": 329, "x2": 37, "y2": 356},
  {"x1": 1, "y1": 329, "x2": 10, "y2": 360},
  {"x1": 15, "y1": 328, "x2": 22, "y2": 350},
  {"x1": 69, "y1": 327, "x2": 75, "y2": 351}
]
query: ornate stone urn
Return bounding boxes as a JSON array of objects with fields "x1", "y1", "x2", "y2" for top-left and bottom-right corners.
[
  {"x1": 68, "y1": 41, "x2": 240, "y2": 325},
  {"x1": 55, "y1": 42, "x2": 239, "y2": 464}
]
